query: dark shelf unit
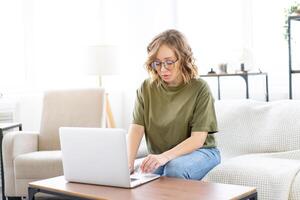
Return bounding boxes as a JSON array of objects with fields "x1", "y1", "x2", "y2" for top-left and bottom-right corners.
[
  {"x1": 201, "y1": 72, "x2": 269, "y2": 101},
  {"x1": 288, "y1": 16, "x2": 300, "y2": 99}
]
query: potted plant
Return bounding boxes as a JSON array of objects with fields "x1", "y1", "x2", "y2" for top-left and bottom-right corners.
[{"x1": 284, "y1": 2, "x2": 300, "y2": 40}]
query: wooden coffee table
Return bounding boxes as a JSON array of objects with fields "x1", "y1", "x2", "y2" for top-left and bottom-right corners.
[{"x1": 28, "y1": 176, "x2": 257, "y2": 200}]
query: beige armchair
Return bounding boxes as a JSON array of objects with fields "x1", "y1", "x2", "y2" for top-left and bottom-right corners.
[{"x1": 2, "y1": 88, "x2": 105, "y2": 199}]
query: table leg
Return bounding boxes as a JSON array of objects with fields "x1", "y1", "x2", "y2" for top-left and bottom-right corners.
[
  {"x1": 28, "y1": 187, "x2": 90, "y2": 200},
  {"x1": 217, "y1": 76, "x2": 221, "y2": 100},
  {"x1": 239, "y1": 74, "x2": 249, "y2": 99},
  {"x1": 28, "y1": 187, "x2": 38, "y2": 200},
  {"x1": 245, "y1": 76, "x2": 249, "y2": 99},
  {"x1": 265, "y1": 74, "x2": 269, "y2": 102},
  {"x1": 0, "y1": 129, "x2": 5, "y2": 200},
  {"x1": 1, "y1": 124, "x2": 22, "y2": 200},
  {"x1": 249, "y1": 192, "x2": 258, "y2": 200},
  {"x1": 288, "y1": 18, "x2": 292, "y2": 99},
  {"x1": 239, "y1": 191, "x2": 257, "y2": 200}
]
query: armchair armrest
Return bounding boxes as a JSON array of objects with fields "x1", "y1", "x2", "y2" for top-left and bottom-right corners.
[{"x1": 2, "y1": 131, "x2": 39, "y2": 196}]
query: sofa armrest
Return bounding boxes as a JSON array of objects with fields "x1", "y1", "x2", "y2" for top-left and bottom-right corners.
[
  {"x1": 2, "y1": 131, "x2": 39, "y2": 196},
  {"x1": 290, "y1": 171, "x2": 300, "y2": 200}
]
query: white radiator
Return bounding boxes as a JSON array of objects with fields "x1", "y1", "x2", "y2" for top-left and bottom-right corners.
[{"x1": 0, "y1": 100, "x2": 17, "y2": 123}]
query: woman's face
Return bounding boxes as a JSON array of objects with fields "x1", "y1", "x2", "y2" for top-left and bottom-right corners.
[{"x1": 154, "y1": 44, "x2": 182, "y2": 86}]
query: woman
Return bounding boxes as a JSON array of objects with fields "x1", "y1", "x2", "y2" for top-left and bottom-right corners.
[{"x1": 127, "y1": 29, "x2": 220, "y2": 180}]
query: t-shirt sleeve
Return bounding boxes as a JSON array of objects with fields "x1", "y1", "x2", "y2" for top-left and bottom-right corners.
[
  {"x1": 191, "y1": 83, "x2": 218, "y2": 134},
  {"x1": 132, "y1": 85, "x2": 145, "y2": 126}
]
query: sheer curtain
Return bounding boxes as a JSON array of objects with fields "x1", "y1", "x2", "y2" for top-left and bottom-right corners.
[
  {"x1": 0, "y1": 0, "x2": 26, "y2": 93},
  {"x1": 13, "y1": 0, "x2": 176, "y2": 128},
  {"x1": 11, "y1": 0, "x2": 176, "y2": 93},
  {"x1": 1, "y1": 0, "x2": 103, "y2": 93},
  {"x1": 24, "y1": 0, "x2": 103, "y2": 90},
  {"x1": 1, "y1": 1, "x2": 297, "y2": 93},
  {"x1": 1, "y1": 0, "x2": 176, "y2": 88}
]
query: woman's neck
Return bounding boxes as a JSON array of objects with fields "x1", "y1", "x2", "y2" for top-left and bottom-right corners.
[{"x1": 167, "y1": 76, "x2": 183, "y2": 87}]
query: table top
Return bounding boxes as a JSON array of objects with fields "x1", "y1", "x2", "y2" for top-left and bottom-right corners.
[
  {"x1": 0, "y1": 122, "x2": 22, "y2": 130},
  {"x1": 201, "y1": 72, "x2": 267, "y2": 77},
  {"x1": 29, "y1": 176, "x2": 256, "y2": 200}
]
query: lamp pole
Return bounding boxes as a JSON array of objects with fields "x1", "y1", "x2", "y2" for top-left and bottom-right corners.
[{"x1": 98, "y1": 75, "x2": 116, "y2": 128}]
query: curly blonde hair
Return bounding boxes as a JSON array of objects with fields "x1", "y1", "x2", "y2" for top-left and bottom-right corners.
[{"x1": 145, "y1": 29, "x2": 198, "y2": 85}]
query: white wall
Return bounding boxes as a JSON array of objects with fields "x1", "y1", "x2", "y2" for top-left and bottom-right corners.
[{"x1": 177, "y1": 0, "x2": 300, "y2": 101}]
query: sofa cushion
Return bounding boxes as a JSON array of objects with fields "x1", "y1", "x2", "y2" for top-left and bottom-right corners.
[
  {"x1": 14, "y1": 151, "x2": 63, "y2": 179},
  {"x1": 204, "y1": 155, "x2": 300, "y2": 200},
  {"x1": 215, "y1": 100, "x2": 300, "y2": 159}
]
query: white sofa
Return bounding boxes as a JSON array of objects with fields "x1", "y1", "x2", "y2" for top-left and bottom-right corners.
[{"x1": 204, "y1": 100, "x2": 300, "y2": 200}]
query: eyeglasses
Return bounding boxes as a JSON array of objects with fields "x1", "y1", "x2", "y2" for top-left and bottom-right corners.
[{"x1": 151, "y1": 59, "x2": 178, "y2": 71}]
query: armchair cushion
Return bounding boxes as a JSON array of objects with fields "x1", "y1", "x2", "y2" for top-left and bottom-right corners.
[
  {"x1": 14, "y1": 151, "x2": 63, "y2": 196},
  {"x1": 14, "y1": 151, "x2": 63, "y2": 179}
]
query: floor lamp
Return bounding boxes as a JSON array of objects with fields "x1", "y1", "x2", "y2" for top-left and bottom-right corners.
[{"x1": 87, "y1": 45, "x2": 119, "y2": 128}]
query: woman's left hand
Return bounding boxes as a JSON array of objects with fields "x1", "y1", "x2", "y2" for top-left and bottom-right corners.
[{"x1": 140, "y1": 154, "x2": 170, "y2": 173}]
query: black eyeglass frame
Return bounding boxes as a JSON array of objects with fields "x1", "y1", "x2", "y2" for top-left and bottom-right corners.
[{"x1": 151, "y1": 59, "x2": 178, "y2": 71}]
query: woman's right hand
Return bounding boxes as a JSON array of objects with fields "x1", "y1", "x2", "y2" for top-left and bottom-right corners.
[
  {"x1": 140, "y1": 153, "x2": 169, "y2": 173},
  {"x1": 127, "y1": 124, "x2": 144, "y2": 174}
]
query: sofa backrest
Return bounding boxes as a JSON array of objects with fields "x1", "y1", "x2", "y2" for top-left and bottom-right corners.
[
  {"x1": 214, "y1": 100, "x2": 300, "y2": 159},
  {"x1": 39, "y1": 88, "x2": 106, "y2": 151}
]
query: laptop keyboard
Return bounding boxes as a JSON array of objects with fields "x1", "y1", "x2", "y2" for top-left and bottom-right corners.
[{"x1": 130, "y1": 173, "x2": 158, "y2": 181}]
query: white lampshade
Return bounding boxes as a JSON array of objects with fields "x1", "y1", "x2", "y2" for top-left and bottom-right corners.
[
  {"x1": 86, "y1": 45, "x2": 120, "y2": 75},
  {"x1": 84, "y1": 45, "x2": 119, "y2": 128}
]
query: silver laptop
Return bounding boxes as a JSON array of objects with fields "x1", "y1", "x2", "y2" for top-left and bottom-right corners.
[{"x1": 59, "y1": 127, "x2": 160, "y2": 188}]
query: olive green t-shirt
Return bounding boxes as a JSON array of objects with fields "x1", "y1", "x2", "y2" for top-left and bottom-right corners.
[{"x1": 132, "y1": 78, "x2": 218, "y2": 154}]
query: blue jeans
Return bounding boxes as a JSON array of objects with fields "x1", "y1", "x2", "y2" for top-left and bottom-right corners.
[{"x1": 153, "y1": 147, "x2": 220, "y2": 180}]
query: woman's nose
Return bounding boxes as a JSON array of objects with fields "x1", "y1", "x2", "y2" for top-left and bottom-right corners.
[{"x1": 160, "y1": 63, "x2": 168, "y2": 72}]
